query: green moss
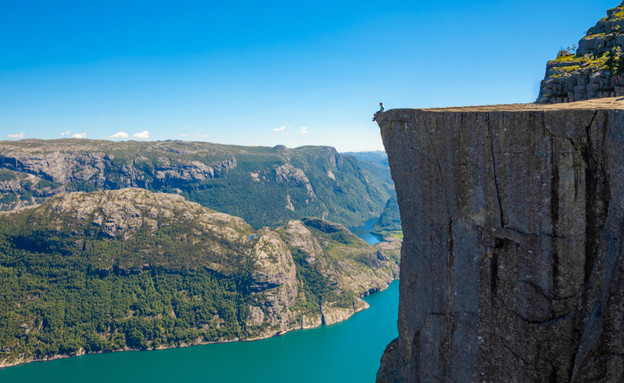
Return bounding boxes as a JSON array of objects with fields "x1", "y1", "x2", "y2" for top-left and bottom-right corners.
[
  {"x1": 560, "y1": 65, "x2": 582, "y2": 72},
  {"x1": 553, "y1": 55, "x2": 577, "y2": 63},
  {"x1": 608, "y1": 6, "x2": 624, "y2": 20},
  {"x1": 547, "y1": 52, "x2": 611, "y2": 79},
  {"x1": 584, "y1": 32, "x2": 607, "y2": 39}
]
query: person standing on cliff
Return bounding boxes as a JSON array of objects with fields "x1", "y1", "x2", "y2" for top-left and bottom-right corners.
[{"x1": 373, "y1": 102, "x2": 384, "y2": 121}]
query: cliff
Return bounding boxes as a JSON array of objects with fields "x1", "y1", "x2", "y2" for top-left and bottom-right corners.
[
  {"x1": 0, "y1": 188, "x2": 399, "y2": 367},
  {"x1": 376, "y1": 98, "x2": 624, "y2": 382},
  {"x1": 538, "y1": 2, "x2": 624, "y2": 103}
]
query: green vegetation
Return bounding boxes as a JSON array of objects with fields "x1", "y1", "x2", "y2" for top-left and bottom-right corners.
[
  {"x1": 291, "y1": 248, "x2": 330, "y2": 312},
  {"x1": 0, "y1": 170, "x2": 18, "y2": 182},
  {"x1": 0, "y1": 170, "x2": 63, "y2": 211},
  {"x1": 0, "y1": 235, "x2": 246, "y2": 360},
  {"x1": 371, "y1": 197, "x2": 402, "y2": 237},
  {"x1": 0, "y1": 140, "x2": 391, "y2": 228},
  {"x1": 341, "y1": 151, "x2": 401, "y2": 237},
  {"x1": 600, "y1": 4, "x2": 624, "y2": 23},
  {"x1": 605, "y1": 46, "x2": 624, "y2": 75},
  {"x1": 385, "y1": 231, "x2": 403, "y2": 240},
  {"x1": 548, "y1": 52, "x2": 611, "y2": 78},
  {"x1": 553, "y1": 54, "x2": 577, "y2": 63},
  {"x1": 544, "y1": 4, "x2": 624, "y2": 82},
  {"x1": 0, "y1": 200, "x2": 251, "y2": 363},
  {"x1": 0, "y1": 190, "x2": 399, "y2": 366}
]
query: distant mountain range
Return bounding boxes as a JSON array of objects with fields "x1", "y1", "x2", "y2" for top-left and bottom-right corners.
[
  {"x1": 342, "y1": 151, "x2": 401, "y2": 236},
  {"x1": 0, "y1": 141, "x2": 402, "y2": 368},
  {"x1": 0, "y1": 140, "x2": 393, "y2": 229},
  {"x1": 342, "y1": 150, "x2": 389, "y2": 167}
]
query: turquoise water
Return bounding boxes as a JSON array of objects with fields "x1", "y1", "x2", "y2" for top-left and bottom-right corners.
[
  {"x1": 349, "y1": 218, "x2": 383, "y2": 245},
  {"x1": 0, "y1": 221, "x2": 398, "y2": 383},
  {"x1": 0, "y1": 283, "x2": 398, "y2": 383}
]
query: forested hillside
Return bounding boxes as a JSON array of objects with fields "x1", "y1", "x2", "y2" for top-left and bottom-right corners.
[
  {"x1": 0, "y1": 140, "x2": 391, "y2": 228},
  {"x1": 0, "y1": 189, "x2": 399, "y2": 367}
]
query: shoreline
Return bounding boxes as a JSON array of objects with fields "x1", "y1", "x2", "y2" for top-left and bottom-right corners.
[{"x1": 0, "y1": 278, "x2": 398, "y2": 370}]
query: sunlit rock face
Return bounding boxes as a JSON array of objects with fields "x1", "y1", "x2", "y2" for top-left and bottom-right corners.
[
  {"x1": 376, "y1": 99, "x2": 624, "y2": 382},
  {"x1": 538, "y1": 2, "x2": 624, "y2": 104}
]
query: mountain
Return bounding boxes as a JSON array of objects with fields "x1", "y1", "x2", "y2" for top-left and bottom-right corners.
[
  {"x1": 371, "y1": 196, "x2": 401, "y2": 238},
  {"x1": 0, "y1": 140, "x2": 390, "y2": 228},
  {"x1": 0, "y1": 188, "x2": 399, "y2": 368},
  {"x1": 538, "y1": 1, "x2": 624, "y2": 103},
  {"x1": 375, "y1": 99, "x2": 624, "y2": 382},
  {"x1": 342, "y1": 151, "x2": 389, "y2": 167},
  {"x1": 342, "y1": 151, "x2": 401, "y2": 236}
]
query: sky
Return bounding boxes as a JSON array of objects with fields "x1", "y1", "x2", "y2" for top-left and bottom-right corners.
[{"x1": 0, "y1": 0, "x2": 619, "y2": 151}]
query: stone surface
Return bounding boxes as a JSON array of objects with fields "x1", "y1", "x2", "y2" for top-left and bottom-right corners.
[
  {"x1": 376, "y1": 98, "x2": 624, "y2": 382},
  {"x1": 538, "y1": 2, "x2": 624, "y2": 104},
  {"x1": 248, "y1": 229, "x2": 298, "y2": 332},
  {"x1": 284, "y1": 220, "x2": 323, "y2": 264}
]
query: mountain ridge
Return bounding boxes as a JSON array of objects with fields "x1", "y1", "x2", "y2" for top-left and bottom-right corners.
[
  {"x1": 0, "y1": 139, "x2": 391, "y2": 228},
  {"x1": 375, "y1": 98, "x2": 624, "y2": 382},
  {"x1": 0, "y1": 187, "x2": 400, "y2": 368}
]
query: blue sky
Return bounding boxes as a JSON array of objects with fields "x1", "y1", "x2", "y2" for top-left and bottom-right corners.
[{"x1": 0, "y1": 0, "x2": 619, "y2": 151}]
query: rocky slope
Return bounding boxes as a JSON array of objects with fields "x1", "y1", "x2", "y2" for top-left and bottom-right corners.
[
  {"x1": 376, "y1": 98, "x2": 624, "y2": 382},
  {"x1": 0, "y1": 188, "x2": 399, "y2": 368},
  {"x1": 0, "y1": 140, "x2": 391, "y2": 228},
  {"x1": 538, "y1": 2, "x2": 624, "y2": 103}
]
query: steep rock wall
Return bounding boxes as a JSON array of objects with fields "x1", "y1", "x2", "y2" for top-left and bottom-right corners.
[{"x1": 376, "y1": 98, "x2": 624, "y2": 382}]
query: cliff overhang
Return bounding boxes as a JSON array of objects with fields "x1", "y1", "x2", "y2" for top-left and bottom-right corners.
[{"x1": 376, "y1": 98, "x2": 624, "y2": 382}]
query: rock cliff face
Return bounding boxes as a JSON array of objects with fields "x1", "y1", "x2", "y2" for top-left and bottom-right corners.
[
  {"x1": 376, "y1": 98, "x2": 624, "y2": 382},
  {"x1": 538, "y1": 2, "x2": 624, "y2": 104}
]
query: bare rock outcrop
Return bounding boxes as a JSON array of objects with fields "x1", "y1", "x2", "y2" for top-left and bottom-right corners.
[
  {"x1": 0, "y1": 144, "x2": 235, "y2": 187},
  {"x1": 274, "y1": 163, "x2": 316, "y2": 200},
  {"x1": 284, "y1": 220, "x2": 323, "y2": 264},
  {"x1": 538, "y1": 2, "x2": 624, "y2": 103},
  {"x1": 248, "y1": 229, "x2": 298, "y2": 332},
  {"x1": 376, "y1": 98, "x2": 624, "y2": 382}
]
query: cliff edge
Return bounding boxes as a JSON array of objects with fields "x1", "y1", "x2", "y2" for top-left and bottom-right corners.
[{"x1": 376, "y1": 98, "x2": 624, "y2": 382}]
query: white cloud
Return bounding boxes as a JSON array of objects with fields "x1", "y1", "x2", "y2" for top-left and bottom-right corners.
[
  {"x1": 133, "y1": 130, "x2": 149, "y2": 139},
  {"x1": 7, "y1": 132, "x2": 25, "y2": 139},
  {"x1": 109, "y1": 131, "x2": 129, "y2": 139},
  {"x1": 72, "y1": 132, "x2": 87, "y2": 139},
  {"x1": 178, "y1": 133, "x2": 188, "y2": 137},
  {"x1": 274, "y1": 125, "x2": 309, "y2": 135},
  {"x1": 60, "y1": 130, "x2": 71, "y2": 137}
]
